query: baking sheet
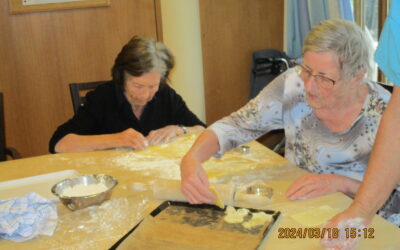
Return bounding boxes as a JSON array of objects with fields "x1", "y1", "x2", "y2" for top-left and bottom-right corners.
[
  {"x1": 115, "y1": 201, "x2": 280, "y2": 250},
  {"x1": 0, "y1": 170, "x2": 79, "y2": 201}
]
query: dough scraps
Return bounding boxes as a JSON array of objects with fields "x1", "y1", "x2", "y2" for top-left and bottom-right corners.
[
  {"x1": 243, "y1": 212, "x2": 273, "y2": 229},
  {"x1": 223, "y1": 206, "x2": 250, "y2": 224}
]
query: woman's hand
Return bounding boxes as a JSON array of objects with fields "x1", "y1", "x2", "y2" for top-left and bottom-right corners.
[
  {"x1": 146, "y1": 125, "x2": 180, "y2": 145},
  {"x1": 285, "y1": 173, "x2": 349, "y2": 200},
  {"x1": 180, "y1": 155, "x2": 215, "y2": 204},
  {"x1": 321, "y1": 205, "x2": 370, "y2": 250},
  {"x1": 114, "y1": 128, "x2": 148, "y2": 150},
  {"x1": 55, "y1": 128, "x2": 148, "y2": 153}
]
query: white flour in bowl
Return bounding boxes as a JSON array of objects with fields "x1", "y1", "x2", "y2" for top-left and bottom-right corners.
[{"x1": 62, "y1": 183, "x2": 108, "y2": 197}]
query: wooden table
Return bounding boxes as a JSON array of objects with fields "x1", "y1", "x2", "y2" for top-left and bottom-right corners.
[{"x1": 0, "y1": 134, "x2": 399, "y2": 249}]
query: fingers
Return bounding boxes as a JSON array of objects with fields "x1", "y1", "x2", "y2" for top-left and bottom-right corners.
[
  {"x1": 286, "y1": 182, "x2": 316, "y2": 200},
  {"x1": 286, "y1": 174, "x2": 337, "y2": 200},
  {"x1": 181, "y1": 180, "x2": 215, "y2": 204},
  {"x1": 321, "y1": 216, "x2": 363, "y2": 250},
  {"x1": 198, "y1": 167, "x2": 211, "y2": 187},
  {"x1": 298, "y1": 188, "x2": 326, "y2": 200},
  {"x1": 146, "y1": 131, "x2": 158, "y2": 145},
  {"x1": 130, "y1": 133, "x2": 148, "y2": 150},
  {"x1": 147, "y1": 126, "x2": 178, "y2": 145},
  {"x1": 147, "y1": 131, "x2": 171, "y2": 145},
  {"x1": 285, "y1": 174, "x2": 312, "y2": 198},
  {"x1": 180, "y1": 156, "x2": 215, "y2": 204},
  {"x1": 120, "y1": 128, "x2": 148, "y2": 150},
  {"x1": 181, "y1": 184, "x2": 199, "y2": 204},
  {"x1": 180, "y1": 169, "x2": 215, "y2": 204}
]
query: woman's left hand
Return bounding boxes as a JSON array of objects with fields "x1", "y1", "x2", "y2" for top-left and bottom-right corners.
[
  {"x1": 285, "y1": 173, "x2": 344, "y2": 200},
  {"x1": 146, "y1": 125, "x2": 180, "y2": 145}
]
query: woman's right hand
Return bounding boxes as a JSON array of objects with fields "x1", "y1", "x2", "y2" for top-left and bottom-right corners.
[
  {"x1": 114, "y1": 128, "x2": 148, "y2": 150},
  {"x1": 180, "y1": 155, "x2": 215, "y2": 204}
]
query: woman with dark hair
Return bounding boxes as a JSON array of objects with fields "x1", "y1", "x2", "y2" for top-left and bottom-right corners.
[{"x1": 49, "y1": 36, "x2": 205, "y2": 153}]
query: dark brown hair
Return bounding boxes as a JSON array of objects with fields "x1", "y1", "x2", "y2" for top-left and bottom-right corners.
[{"x1": 111, "y1": 36, "x2": 174, "y2": 86}]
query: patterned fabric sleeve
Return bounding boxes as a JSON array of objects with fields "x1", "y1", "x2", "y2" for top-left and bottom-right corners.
[{"x1": 209, "y1": 71, "x2": 289, "y2": 156}]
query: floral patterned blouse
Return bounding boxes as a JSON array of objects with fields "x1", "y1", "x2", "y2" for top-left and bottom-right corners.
[{"x1": 209, "y1": 68, "x2": 399, "y2": 226}]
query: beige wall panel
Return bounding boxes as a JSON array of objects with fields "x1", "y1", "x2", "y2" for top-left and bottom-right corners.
[
  {"x1": 0, "y1": 0, "x2": 159, "y2": 157},
  {"x1": 199, "y1": 0, "x2": 284, "y2": 124}
]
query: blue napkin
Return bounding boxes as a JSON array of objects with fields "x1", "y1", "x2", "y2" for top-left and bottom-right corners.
[{"x1": 0, "y1": 192, "x2": 58, "y2": 242}]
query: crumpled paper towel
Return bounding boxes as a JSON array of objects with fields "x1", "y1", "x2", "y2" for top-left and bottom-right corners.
[{"x1": 0, "y1": 192, "x2": 58, "y2": 242}]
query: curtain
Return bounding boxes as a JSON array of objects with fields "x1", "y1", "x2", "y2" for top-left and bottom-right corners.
[{"x1": 285, "y1": 0, "x2": 354, "y2": 58}]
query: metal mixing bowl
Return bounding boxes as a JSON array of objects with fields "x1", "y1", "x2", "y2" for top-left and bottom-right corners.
[{"x1": 51, "y1": 174, "x2": 118, "y2": 211}]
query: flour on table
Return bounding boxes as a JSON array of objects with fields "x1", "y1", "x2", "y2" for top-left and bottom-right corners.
[
  {"x1": 111, "y1": 153, "x2": 181, "y2": 180},
  {"x1": 110, "y1": 133, "x2": 287, "y2": 181}
]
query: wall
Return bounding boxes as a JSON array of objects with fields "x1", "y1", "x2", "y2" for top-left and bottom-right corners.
[
  {"x1": 199, "y1": 0, "x2": 284, "y2": 124},
  {"x1": 159, "y1": 0, "x2": 206, "y2": 122},
  {"x1": 0, "y1": 0, "x2": 159, "y2": 157},
  {"x1": 0, "y1": 0, "x2": 284, "y2": 158}
]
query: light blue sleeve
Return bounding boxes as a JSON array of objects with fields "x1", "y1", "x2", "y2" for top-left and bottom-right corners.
[{"x1": 374, "y1": 0, "x2": 400, "y2": 86}]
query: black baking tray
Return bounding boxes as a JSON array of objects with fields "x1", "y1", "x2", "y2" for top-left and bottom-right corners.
[{"x1": 110, "y1": 201, "x2": 280, "y2": 249}]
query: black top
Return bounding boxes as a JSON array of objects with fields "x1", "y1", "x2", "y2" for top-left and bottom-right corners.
[{"x1": 49, "y1": 81, "x2": 206, "y2": 153}]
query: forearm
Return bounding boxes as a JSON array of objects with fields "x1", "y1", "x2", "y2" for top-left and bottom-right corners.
[
  {"x1": 182, "y1": 129, "x2": 220, "y2": 163},
  {"x1": 54, "y1": 133, "x2": 120, "y2": 153},
  {"x1": 351, "y1": 87, "x2": 400, "y2": 217},
  {"x1": 186, "y1": 125, "x2": 205, "y2": 134},
  {"x1": 157, "y1": 125, "x2": 205, "y2": 137},
  {"x1": 337, "y1": 175, "x2": 360, "y2": 198}
]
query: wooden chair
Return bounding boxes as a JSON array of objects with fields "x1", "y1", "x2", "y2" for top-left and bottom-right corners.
[
  {"x1": 69, "y1": 81, "x2": 106, "y2": 114},
  {"x1": 0, "y1": 93, "x2": 21, "y2": 161}
]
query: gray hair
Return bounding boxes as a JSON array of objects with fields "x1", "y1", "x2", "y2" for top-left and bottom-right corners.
[
  {"x1": 303, "y1": 19, "x2": 373, "y2": 80},
  {"x1": 112, "y1": 36, "x2": 174, "y2": 86}
]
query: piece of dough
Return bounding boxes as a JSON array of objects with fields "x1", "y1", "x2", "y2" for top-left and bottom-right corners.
[
  {"x1": 223, "y1": 206, "x2": 250, "y2": 223},
  {"x1": 290, "y1": 205, "x2": 341, "y2": 227},
  {"x1": 209, "y1": 185, "x2": 225, "y2": 209},
  {"x1": 243, "y1": 212, "x2": 273, "y2": 229}
]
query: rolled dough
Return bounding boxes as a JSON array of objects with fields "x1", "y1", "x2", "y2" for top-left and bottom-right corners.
[{"x1": 290, "y1": 205, "x2": 341, "y2": 227}]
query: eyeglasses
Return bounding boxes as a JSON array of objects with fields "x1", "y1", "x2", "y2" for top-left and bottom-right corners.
[{"x1": 295, "y1": 64, "x2": 338, "y2": 89}]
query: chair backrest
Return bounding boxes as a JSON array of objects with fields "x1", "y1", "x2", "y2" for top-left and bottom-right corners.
[
  {"x1": 250, "y1": 49, "x2": 293, "y2": 156},
  {"x1": 69, "y1": 81, "x2": 106, "y2": 114},
  {"x1": 249, "y1": 49, "x2": 293, "y2": 99}
]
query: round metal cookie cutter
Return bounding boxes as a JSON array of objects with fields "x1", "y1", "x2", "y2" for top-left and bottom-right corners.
[
  {"x1": 246, "y1": 184, "x2": 273, "y2": 198},
  {"x1": 235, "y1": 145, "x2": 250, "y2": 153}
]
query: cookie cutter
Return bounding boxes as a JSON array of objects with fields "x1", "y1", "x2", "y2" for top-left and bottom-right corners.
[
  {"x1": 235, "y1": 145, "x2": 250, "y2": 153},
  {"x1": 246, "y1": 184, "x2": 273, "y2": 199}
]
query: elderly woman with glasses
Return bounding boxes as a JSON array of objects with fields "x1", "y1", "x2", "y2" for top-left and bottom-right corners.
[{"x1": 180, "y1": 19, "x2": 399, "y2": 226}]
